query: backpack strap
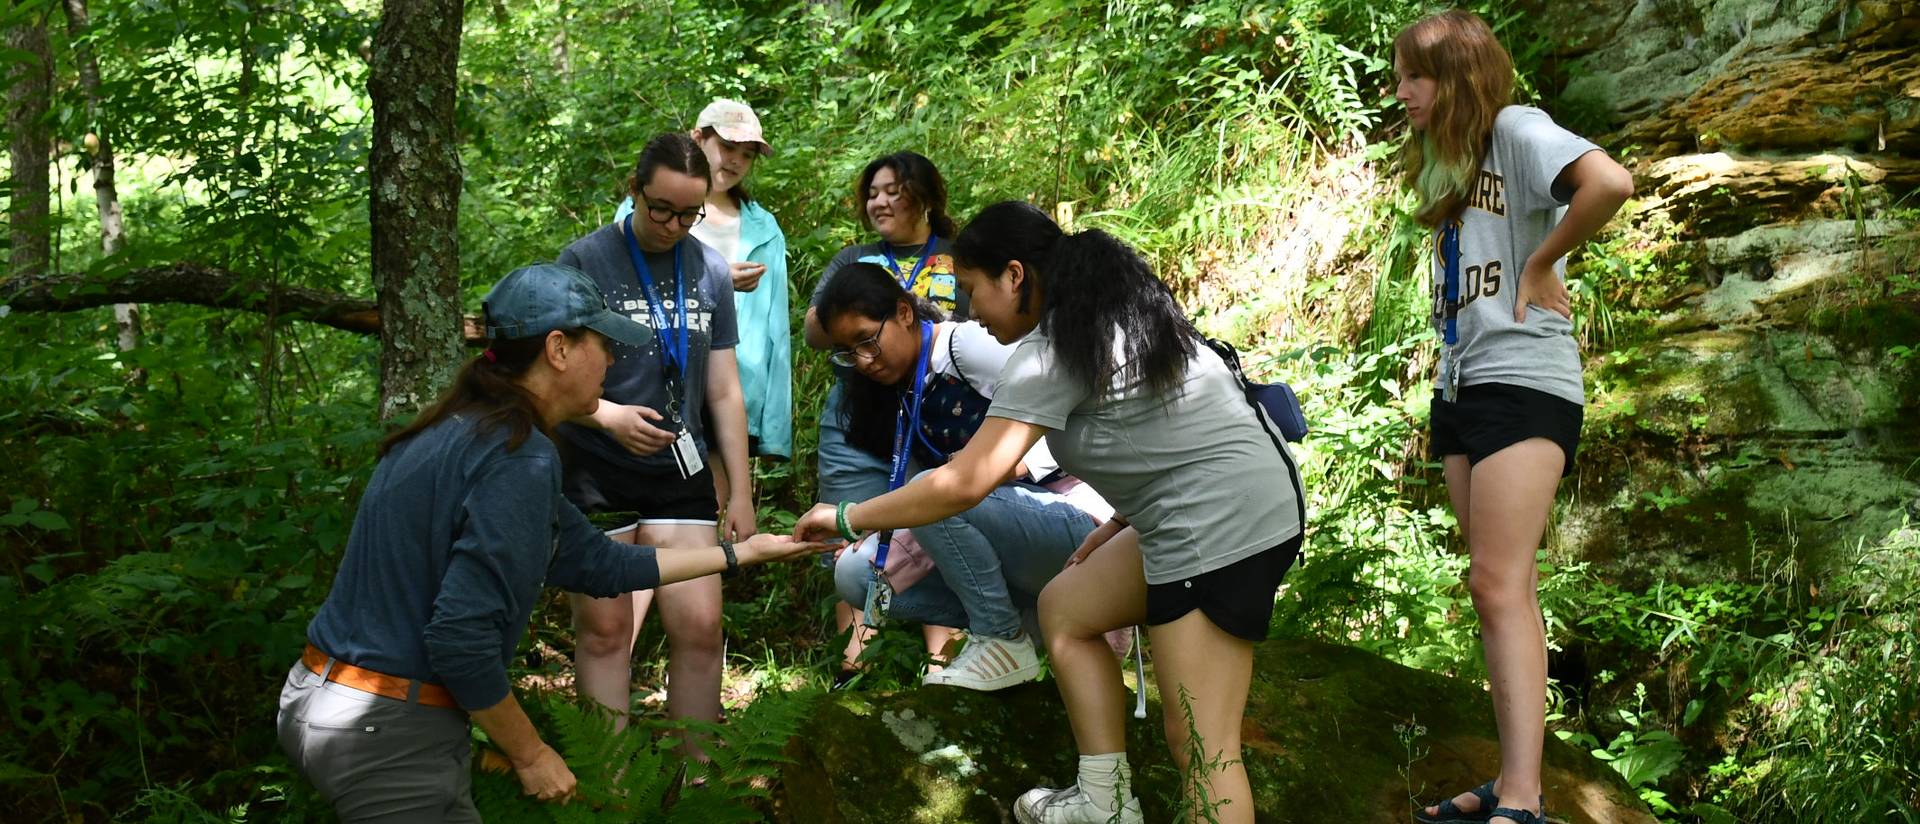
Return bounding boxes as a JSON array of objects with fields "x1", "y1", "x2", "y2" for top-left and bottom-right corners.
[
  {"x1": 946, "y1": 322, "x2": 968, "y2": 387},
  {"x1": 1210, "y1": 338, "x2": 1308, "y2": 560}
]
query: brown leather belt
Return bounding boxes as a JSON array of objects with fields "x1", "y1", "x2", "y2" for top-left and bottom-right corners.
[{"x1": 303, "y1": 644, "x2": 458, "y2": 709}]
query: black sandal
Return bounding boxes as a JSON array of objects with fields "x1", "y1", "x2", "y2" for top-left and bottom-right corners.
[
  {"x1": 1414, "y1": 780, "x2": 1497, "y2": 824},
  {"x1": 1490, "y1": 806, "x2": 1545, "y2": 824}
]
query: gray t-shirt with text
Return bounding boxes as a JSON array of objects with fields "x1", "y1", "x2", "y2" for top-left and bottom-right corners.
[
  {"x1": 556, "y1": 221, "x2": 738, "y2": 473},
  {"x1": 1434, "y1": 105, "x2": 1598, "y2": 405}
]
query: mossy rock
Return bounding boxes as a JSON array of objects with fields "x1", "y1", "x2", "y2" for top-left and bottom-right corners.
[
  {"x1": 1589, "y1": 327, "x2": 1915, "y2": 440},
  {"x1": 768, "y1": 640, "x2": 1652, "y2": 823}
]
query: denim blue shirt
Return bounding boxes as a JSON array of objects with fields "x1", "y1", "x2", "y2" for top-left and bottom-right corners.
[{"x1": 305, "y1": 415, "x2": 660, "y2": 710}]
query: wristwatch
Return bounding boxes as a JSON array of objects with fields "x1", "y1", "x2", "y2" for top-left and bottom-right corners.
[{"x1": 719, "y1": 536, "x2": 739, "y2": 579}]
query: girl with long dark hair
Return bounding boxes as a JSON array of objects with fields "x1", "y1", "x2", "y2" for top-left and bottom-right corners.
[
  {"x1": 795, "y1": 202, "x2": 1306, "y2": 824},
  {"x1": 815, "y1": 262, "x2": 1113, "y2": 691},
  {"x1": 278, "y1": 265, "x2": 821, "y2": 821},
  {"x1": 1395, "y1": 11, "x2": 1632, "y2": 824}
]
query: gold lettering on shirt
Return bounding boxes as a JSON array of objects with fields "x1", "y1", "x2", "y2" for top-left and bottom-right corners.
[{"x1": 1468, "y1": 170, "x2": 1506, "y2": 216}]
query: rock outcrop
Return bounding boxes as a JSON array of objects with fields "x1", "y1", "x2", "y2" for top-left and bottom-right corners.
[{"x1": 1518, "y1": 0, "x2": 1920, "y2": 588}]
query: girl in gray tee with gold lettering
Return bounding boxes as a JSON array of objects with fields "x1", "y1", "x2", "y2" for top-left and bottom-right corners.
[
  {"x1": 794, "y1": 202, "x2": 1305, "y2": 824},
  {"x1": 1396, "y1": 11, "x2": 1634, "y2": 824}
]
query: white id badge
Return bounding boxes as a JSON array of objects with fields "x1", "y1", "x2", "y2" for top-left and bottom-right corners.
[{"x1": 670, "y1": 428, "x2": 704, "y2": 479}]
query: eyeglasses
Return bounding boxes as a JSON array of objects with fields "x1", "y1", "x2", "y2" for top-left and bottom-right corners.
[
  {"x1": 639, "y1": 188, "x2": 705, "y2": 228},
  {"x1": 828, "y1": 324, "x2": 887, "y2": 367}
]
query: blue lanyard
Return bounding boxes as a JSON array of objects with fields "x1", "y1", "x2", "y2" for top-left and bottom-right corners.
[
  {"x1": 880, "y1": 233, "x2": 938, "y2": 294},
  {"x1": 621, "y1": 215, "x2": 690, "y2": 376},
  {"x1": 874, "y1": 321, "x2": 935, "y2": 571},
  {"x1": 1440, "y1": 220, "x2": 1461, "y2": 347}
]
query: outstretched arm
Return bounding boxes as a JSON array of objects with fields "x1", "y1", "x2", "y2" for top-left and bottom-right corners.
[{"x1": 793, "y1": 416, "x2": 1047, "y2": 540}]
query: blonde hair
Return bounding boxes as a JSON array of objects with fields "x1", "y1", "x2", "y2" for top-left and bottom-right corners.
[{"x1": 1394, "y1": 10, "x2": 1514, "y2": 227}]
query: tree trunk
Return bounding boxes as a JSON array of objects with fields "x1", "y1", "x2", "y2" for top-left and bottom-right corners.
[
  {"x1": 61, "y1": 0, "x2": 139, "y2": 353},
  {"x1": 6, "y1": 7, "x2": 52, "y2": 279},
  {"x1": 368, "y1": 0, "x2": 465, "y2": 420}
]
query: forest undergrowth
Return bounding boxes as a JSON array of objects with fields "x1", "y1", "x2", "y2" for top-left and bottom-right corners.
[{"x1": 2, "y1": 0, "x2": 1914, "y2": 821}]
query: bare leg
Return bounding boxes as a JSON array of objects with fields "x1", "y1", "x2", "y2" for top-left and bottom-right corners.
[
  {"x1": 836, "y1": 601, "x2": 873, "y2": 675},
  {"x1": 638, "y1": 522, "x2": 727, "y2": 758},
  {"x1": 1148, "y1": 610, "x2": 1255, "y2": 824},
  {"x1": 1036, "y1": 527, "x2": 1147, "y2": 756},
  {"x1": 571, "y1": 528, "x2": 643, "y2": 729},
  {"x1": 923, "y1": 624, "x2": 958, "y2": 672},
  {"x1": 1469, "y1": 440, "x2": 1559, "y2": 815},
  {"x1": 1425, "y1": 443, "x2": 1559, "y2": 817}
]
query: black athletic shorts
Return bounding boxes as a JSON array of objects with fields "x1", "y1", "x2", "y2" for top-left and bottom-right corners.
[
  {"x1": 559, "y1": 440, "x2": 719, "y2": 529},
  {"x1": 1145, "y1": 533, "x2": 1304, "y2": 642},
  {"x1": 1430, "y1": 382, "x2": 1583, "y2": 477}
]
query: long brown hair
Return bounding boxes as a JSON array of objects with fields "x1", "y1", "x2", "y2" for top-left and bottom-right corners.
[
  {"x1": 379, "y1": 330, "x2": 590, "y2": 457},
  {"x1": 1394, "y1": 10, "x2": 1513, "y2": 227}
]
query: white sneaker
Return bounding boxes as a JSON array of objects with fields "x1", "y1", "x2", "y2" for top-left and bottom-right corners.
[
  {"x1": 1013, "y1": 784, "x2": 1144, "y2": 824},
  {"x1": 921, "y1": 633, "x2": 1041, "y2": 691}
]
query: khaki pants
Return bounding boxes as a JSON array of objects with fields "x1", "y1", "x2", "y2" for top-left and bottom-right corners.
[{"x1": 276, "y1": 662, "x2": 481, "y2": 823}]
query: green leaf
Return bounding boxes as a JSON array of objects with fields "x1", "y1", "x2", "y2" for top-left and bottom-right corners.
[
  {"x1": 1609, "y1": 731, "x2": 1685, "y2": 788},
  {"x1": 25, "y1": 510, "x2": 68, "y2": 531}
]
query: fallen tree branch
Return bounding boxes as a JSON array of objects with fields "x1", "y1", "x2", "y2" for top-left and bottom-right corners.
[{"x1": 1, "y1": 263, "x2": 485, "y2": 343}]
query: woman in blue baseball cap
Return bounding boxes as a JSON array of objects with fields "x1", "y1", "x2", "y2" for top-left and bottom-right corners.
[{"x1": 276, "y1": 263, "x2": 825, "y2": 821}]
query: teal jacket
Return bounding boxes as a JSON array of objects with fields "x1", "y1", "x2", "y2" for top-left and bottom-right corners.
[{"x1": 616, "y1": 196, "x2": 792, "y2": 459}]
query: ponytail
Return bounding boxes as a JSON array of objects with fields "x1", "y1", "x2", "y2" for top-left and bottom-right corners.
[
  {"x1": 380, "y1": 330, "x2": 591, "y2": 457},
  {"x1": 953, "y1": 201, "x2": 1198, "y2": 398},
  {"x1": 1041, "y1": 230, "x2": 1198, "y2": 397}
]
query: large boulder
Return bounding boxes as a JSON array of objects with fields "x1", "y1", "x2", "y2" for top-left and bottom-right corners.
[{"x1": 769, "y1": 640, "x2": 1653, "y2": 823}]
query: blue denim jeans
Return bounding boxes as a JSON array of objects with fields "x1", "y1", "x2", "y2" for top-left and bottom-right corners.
[{"x1": 835, "y1": 479, "x2": 1096, "y2": 639}]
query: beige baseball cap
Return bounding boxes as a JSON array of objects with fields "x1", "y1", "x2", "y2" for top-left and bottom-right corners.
[{"x1": 696, "y1": 99, "x2": 773, "y2": 157}]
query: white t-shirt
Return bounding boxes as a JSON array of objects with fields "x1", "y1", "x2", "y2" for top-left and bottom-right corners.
[
  {"x1": 929, "y1": 321, "x2": 1062, "y2": 485},
  {"x1": 691, "y1": 208, "x2": 743, "y2": 264}
]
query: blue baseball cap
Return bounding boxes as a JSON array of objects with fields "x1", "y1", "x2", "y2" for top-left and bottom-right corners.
[{"x1": 482, "y1": 263, "x2": 651, "y2": 347}]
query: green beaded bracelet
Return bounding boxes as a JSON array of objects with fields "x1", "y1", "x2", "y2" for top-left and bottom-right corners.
[{"x1": 836, "y1": 501, "x2": 858, "y2": 542}]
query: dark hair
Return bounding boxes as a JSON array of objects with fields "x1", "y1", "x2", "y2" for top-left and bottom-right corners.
[
  {"x1": 954, "y1": 200, "x2": 1198, "y2": 397},
  {"x1": 950, "y1": 200, "x2": 1060, "y2": 315},
  {"x1": 379, "y1": 330, "x2": 592, "y2": 458},
  {"x1": 818, "y1": 262, "x2": 943, "y2": 459},
  {"x1": 856, "y1": 151, "x2": 956, "y2": 239},
  {"x1": 697, "y1": 126, "x2": 754, "y2": 207},
  {"x1": 626, "y1": 132, "x2": 712, "y2": 195}
]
